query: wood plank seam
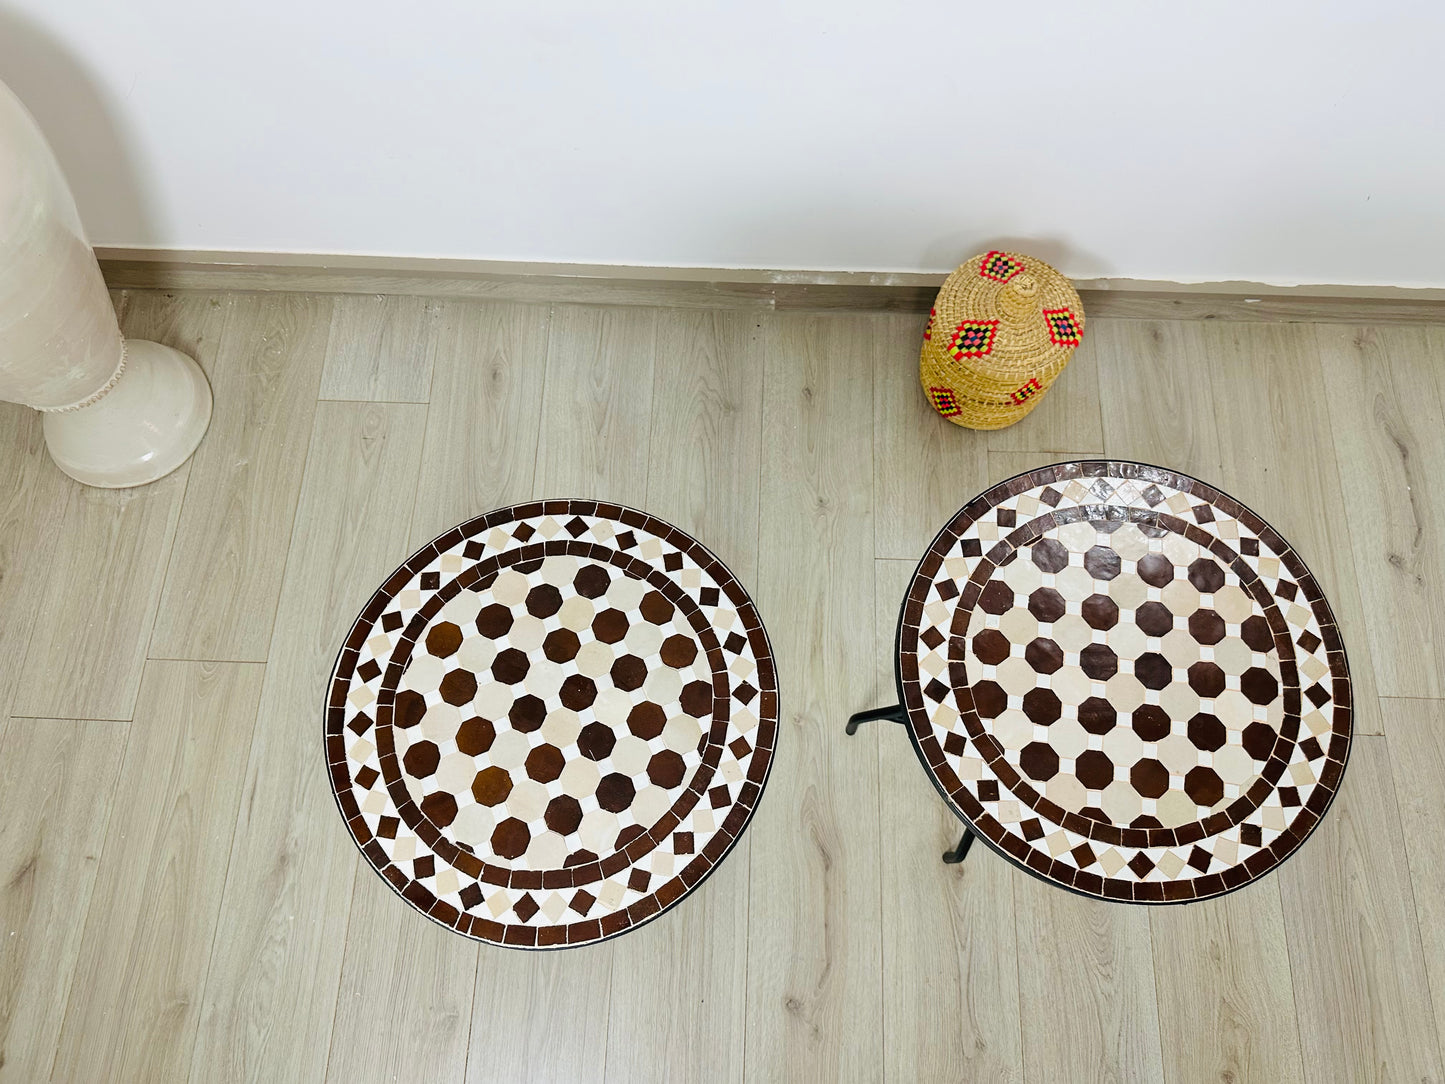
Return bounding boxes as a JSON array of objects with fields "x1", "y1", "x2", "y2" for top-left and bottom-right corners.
[
  {"x1": 47, "y1": 660, "x2": 265, "y2": 1081},
  {"x1": 0, "y1": 716, "x2": 127, "y2": 1083},
  {"x1": 1306, "y1": 324, "x2": 1391, "y2": 718},
  {"x1": 239, "y1": 384, "x2": 323, "y2": 666},
  {"x1": 130, "y1": 290, "x2": 228, "y2": 675},
  {"x1": 870, "y1": 354, "x2": 889, "y2": 1082},
  {"x1": 739, "y1": 322, "x2": 770, "y2": 1084},
  {"x1": 524, "y1": 307, "x2": 556, "y2": 502},
  {"x1": 317, "y1": 906, "x2": 357, "y2": 1084},
  {"x1": 251, "y1": 308, "x2": 336, "y2": 663},
  {"x1": 6, "y1": 485, "x2": 74, "y2": 717},
  {"x1": 391, "y1": 348, "x2": 487, "y2": 1084},
  {"x1": 315, "y1": 397, "x2": 439, "y2": 406},
  {"x1": 1381, "y1": 700, "x2": 1445, "y2": 1065},
  {"x1": 1384, "y1": 727, "x2": 1445, "y2": 1065},
  {"x1": 1278, "y1": 733, "x2": 1444, "y2": 1080},
  {"x1": 1285, "y1": 883, "x2": 1314, "y2": 1084}
]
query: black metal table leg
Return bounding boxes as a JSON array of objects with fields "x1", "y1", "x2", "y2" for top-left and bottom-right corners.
[
  {"x1": 942, "y1": 828, "x2": 975, "y2": 864},
  {"x1": 845, "y1": 704, "x2": 907, "y2": 735},
  {"x1": 844, "y1": 701, "x2": 978, "y2": 868}
]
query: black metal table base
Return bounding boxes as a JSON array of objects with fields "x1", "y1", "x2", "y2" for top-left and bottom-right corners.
[
  {"x1": 845, "y1": 702, "x2": 976, "y2": 866},
  {"x1": 942, "y1": 829, "x2": 975, "y2": 864},
  {"x1": 844, "y1": 703, "x2": 907, "y2": 734}
]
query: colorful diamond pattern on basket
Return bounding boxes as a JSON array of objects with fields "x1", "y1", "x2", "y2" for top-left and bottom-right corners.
[
  {"x1": 923, "y1": 307, "x2": 936, "y2": 342},
  {"x1": 979, "y1": 251, "x2": 1026, "y2": 283},
  {"x1": 1043, "y1": 307, "x2": 1083, "y2": 347},
  {"x1": 1009, "y1": 378, "x2": 1043, "y2": 405},
  {"x1": 927, "y1": 386, "x2": 962, "y2": 417},
  {"x1": 948, "y1": 320, "x2": 999, "y2": 360}
]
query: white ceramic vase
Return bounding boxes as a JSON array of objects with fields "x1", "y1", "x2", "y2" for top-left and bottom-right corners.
[{"x1": 0, "y1": 79, "x2": 210, "y2": 488}]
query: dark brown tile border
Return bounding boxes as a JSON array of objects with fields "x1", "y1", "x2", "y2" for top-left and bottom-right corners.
[
  {"x1": 894, "y1": 461, "x2": 1354, "y2": 905},
  {"x1": 325, "y1": 499, "x2": 779, "y2": 948}
]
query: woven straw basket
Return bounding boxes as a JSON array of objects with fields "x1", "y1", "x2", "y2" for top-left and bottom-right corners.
[{"x1": 920, "y1": 250, "x2": 1085, "y2": 430}]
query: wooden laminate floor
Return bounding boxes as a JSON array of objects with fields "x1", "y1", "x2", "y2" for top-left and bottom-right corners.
[{"x1": 2, "y1": 291, "x2": 1443, "y2": 1083}]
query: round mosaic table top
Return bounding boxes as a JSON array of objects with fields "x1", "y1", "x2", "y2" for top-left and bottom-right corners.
[
  {"x1": 897, "y1": 462, "x2": 1352, "y2": 903},
  {"x1": 326, "y1": 500, "x2": 778, "y2": 947}
]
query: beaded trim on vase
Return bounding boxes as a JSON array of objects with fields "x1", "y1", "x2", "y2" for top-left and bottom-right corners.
[{"x1": 36, "y1": 340, "x2": 128, "y2": 414}]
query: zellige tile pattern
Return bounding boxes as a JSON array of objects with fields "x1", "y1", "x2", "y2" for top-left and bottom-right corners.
[
  {"x1": 328, "y1": 501, "x2": 778, "y2": 947},
  {"x1": 898, "y1": 461, "x2": 1352, "y2": 902}
]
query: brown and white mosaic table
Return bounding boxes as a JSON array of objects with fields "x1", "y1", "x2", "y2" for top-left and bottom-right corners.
[
  {"x1": 326, "y1": 501, "x2": 778, "y2": 947},
  {"x1": 893, "y1": 462, "x2": 1351, "y2": 903}
]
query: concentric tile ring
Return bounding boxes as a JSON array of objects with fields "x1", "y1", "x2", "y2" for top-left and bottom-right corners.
[
  {"x1": 376, "y1": 543, "x2": 730, "y2": 879},
  {"x1": 326, "y1": 500, "x2": 778, "y2": 947},
  {"x1": 945, "y1": 504, "x2": 1301, "y2": 849},
  {"x1": 897, "y1": 461, "x2": 1352, "y2": 903}
]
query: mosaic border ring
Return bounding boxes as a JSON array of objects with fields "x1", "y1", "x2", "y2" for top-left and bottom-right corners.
[
  {"x1": 896, "y1": 461, "x2": 1352, "y2": 903},
  {"x1": 326, "y1": 500, "x2": 779, "y2": 947}
]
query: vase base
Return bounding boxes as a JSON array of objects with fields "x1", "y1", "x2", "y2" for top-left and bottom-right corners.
[{"x1": 43, "y1": 339, "x2": 212, "y2": 488}]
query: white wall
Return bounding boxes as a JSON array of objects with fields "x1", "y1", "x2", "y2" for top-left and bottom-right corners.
[{"x1": 3, "y1": 1, "x2": 1442, "y2": 286}]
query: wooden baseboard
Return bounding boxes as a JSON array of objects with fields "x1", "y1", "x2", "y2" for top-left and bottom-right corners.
[{"x1": 96, "y1": 248, "x2": 1445, "y2": 324}]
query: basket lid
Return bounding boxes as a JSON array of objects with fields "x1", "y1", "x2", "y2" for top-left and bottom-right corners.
[{"x1": 926, "y1": 251, "x2": 1085, "y2": 375}]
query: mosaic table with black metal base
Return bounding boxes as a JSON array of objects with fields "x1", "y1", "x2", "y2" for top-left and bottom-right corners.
[
  {"x1": 848, "y1": 461, "x2": 1352, "y2": 903},
  {"x1": 327, "y1": 500, "x2": 778, "y2": 947}
]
